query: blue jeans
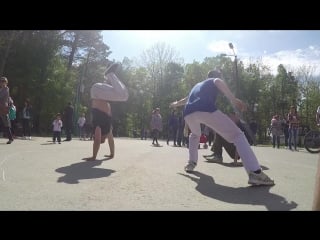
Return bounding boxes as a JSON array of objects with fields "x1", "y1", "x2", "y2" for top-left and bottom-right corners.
[{"x1": 289, "y1": 127, "x2": 298, "y2": 150}]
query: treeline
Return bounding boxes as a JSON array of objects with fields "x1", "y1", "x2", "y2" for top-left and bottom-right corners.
[{"x1": 1, "y1": 31, "x2": 319, "y2": 143}]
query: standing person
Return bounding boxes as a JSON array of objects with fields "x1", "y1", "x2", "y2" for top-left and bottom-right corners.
[
  {"x1": 249, "y1": 119, "x2": 258, "y2": 145},
  {"x1": 170, "y1": 70, "x2": 274, "y2": 186},
  {"x1": 150, "y1": 108, "x2": 163, "y2": 146},
  {"x1": 287, "y1": 106, "x2": 299, "y2": 151},
  {"x1": 52, "y1": 113, "x2": 63, "y2": 144},
  {"x1": 63, "y1": 102, "x2": 74, "y2": 141},
  {"x1": 282, "y1": 117, "x2": 290, "y2": 148},
  {"x1": 270, "y1": 115, "x2": 282, "y2": 149},
  {"x1": 77, "y1": 113, "x2": 86, "y2": 140},
  {"x1": 84, "y1": 62, "x2": 128, "y2": 161},
  {"x1": 22, "y1": 99, "x2": 32, "y2": 140},
  {"x1": 167, "y1": 110, "x2": 178, "y2": 146},
  {"x1": 8, "y1": 97, "x2": 17, "y2": 138},
  {"x1": 0, "y1": 77, "x2": 14, "y2": 144}
]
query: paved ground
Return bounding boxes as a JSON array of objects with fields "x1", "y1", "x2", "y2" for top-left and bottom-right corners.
[{"x1": 0, "y1": 137, "x2": 318, "y2": 210}]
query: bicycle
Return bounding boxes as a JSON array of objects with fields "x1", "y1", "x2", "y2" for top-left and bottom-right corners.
[{"x1": 304, "y1": 126, "x2": 320, "y2": 153}]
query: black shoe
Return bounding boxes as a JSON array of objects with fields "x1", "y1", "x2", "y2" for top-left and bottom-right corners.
[
  {"x1": 7, "y1": 140, "x2": 13, "y2": 144},
  {"x1": 105, "y1": 63, "x2": 120, "y2": 76}
]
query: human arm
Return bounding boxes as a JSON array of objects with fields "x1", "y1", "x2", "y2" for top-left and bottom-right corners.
[
  {"x1": 316, "y1": 107, "x2": 320, "y2": 125},
  {"x1": 214, "y1": 78, "x2": 247, "y2": 112},
  {"x1": 169, "y1": 97, "x2": 188, "y2": 108}
]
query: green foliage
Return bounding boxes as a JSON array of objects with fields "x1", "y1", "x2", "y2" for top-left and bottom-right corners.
[{"x1": 1, "y1": 31, "x2": 320, "y2": 141}]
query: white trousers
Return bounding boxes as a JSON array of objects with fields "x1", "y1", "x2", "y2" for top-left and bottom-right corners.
[
  {"x1": 90, "y1": 73, "x2": 129, "y2": 101},
  {"x1": 184, "y1": 110, "x2": 260, "y2": 173}
]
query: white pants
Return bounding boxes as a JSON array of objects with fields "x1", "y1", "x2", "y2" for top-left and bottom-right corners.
[
  {"x1": 90, "y1": 73, "x2": 129, "y2": 101},
  {"x1": 184, "y1": 110, "x2": 260, "y2": 173}
]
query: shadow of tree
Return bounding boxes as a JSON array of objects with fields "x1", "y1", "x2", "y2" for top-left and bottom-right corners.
[
  {"x1": 178, "y1": 171, "x2": 297, "y2": 211},
  {"x1": 55, "y1": 160, "x2": 115, "y2": 184}
]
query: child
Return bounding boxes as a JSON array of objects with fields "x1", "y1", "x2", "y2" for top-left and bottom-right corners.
[
  {"x1": 77, "y1": 113, "x2": 86, "y2": 140},
  {"x1": 53, "y1": 113, "x2": 63, "y2": 144}
]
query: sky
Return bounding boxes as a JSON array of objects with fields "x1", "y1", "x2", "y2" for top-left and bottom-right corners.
[{"x1": 102, "y1": 30, "x2": 320, "y2": 75}]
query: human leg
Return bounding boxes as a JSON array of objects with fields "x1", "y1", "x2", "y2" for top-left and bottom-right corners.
[
  {"x1": 288, "y1": 128, "x2": 293, "y2": 149},
  {"x1": 85, "y1": 109, "x2": 111, "y2": 161},
  {"x1": 105, "y1": 131, "x2": 115, "y2": 158},
  {"x1": 293, "y1": 128, "x2": 298, "y2": 150},
  {"x1": 206, "y1": 133, "x2": 224, "y2": 162},
  {"x1": 184, "y1": 113, "x2": 202, "y2": 169},
  {"x1": 91, "y1": 126, "x2": 101, "y2": 160},
  {"x1": 1, "y1": 115, "x2": 13, "y2": 143},
  {"x1": 201, "y1": 111, "x2": 260, "y2": 173}
]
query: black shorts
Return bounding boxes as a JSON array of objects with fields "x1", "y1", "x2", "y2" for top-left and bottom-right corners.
[{"x1": 91, "y1": 108, "x2": 112, "y2": 136}]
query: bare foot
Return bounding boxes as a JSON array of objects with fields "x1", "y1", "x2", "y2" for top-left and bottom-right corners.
[{"x1": 104, "y1": 154, "x2": 114, "y2": 159}]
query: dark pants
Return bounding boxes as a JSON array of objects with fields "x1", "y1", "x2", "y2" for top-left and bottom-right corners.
[
  {"x1": 167, "y1": 127, "x2": 178, "y2": 145},
  {"x1": 65, "y1": 121, "x2": 73, "y2": 141},
  {"x1": 272, "y1": 135, "x2": 280, "y2": 148},
  {"x1": 211, "y1": 133, "x2": 239, "y2": 159},
  {"x1": 22, "y1": 118, "x2": 31, "y2": 137},
  {"x1": 53, "y1": 131, "x2": 61, "y2": 143},
  {"x1": 1, "y1": 114, "x2": 13, "y2": 141},
  {"x1": 152, "y1": 129, "x2": 160, "y2": 144}
]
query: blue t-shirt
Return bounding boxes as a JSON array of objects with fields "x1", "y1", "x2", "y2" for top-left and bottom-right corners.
[{"x1": 183, "y1": 78, "x2": 219, "y2": 117}]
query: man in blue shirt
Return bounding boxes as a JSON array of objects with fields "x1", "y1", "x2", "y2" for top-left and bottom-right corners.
[{"x1": 170, "y1": 70, "x2": 274, "y2": 186}]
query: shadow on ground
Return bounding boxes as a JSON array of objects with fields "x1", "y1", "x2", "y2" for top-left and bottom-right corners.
[
  {"x1": 204, "y1": 160, "x2": 269, "y2": 170},
  {"x1": 55, "y1": 160, "x2": 115, "y2": 184},
  {"x1": 179, "y1": 171, "x2": 297, "y2": 211}
]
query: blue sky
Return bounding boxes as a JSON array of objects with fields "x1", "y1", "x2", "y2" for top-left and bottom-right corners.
[{"x1": 102, "y1": 30, "x2": 320, "y2": 75}]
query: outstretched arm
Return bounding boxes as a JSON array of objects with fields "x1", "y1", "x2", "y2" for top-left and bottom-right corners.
[
  {"x1": 169, "y1": 97, "x2": 188, "y2": 108},
  {"x1": 214, "y1": 78, "x2": 247, "y2": 112}
]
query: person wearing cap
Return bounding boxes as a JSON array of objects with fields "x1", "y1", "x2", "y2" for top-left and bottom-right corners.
[
  {"x1": 170, "y1": 70, "x2": 274, "y2": 186},
  {"x1": 84, "y1": 62, "x2": 128, "y2": 161},
  {"x1": 0, "y1": 76, "x2": 14, "y2": 144}
]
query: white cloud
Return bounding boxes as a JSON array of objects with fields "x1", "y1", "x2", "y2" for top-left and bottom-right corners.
[{"x1": 241, "y1": 46, "x2": 320, "y2": 76}]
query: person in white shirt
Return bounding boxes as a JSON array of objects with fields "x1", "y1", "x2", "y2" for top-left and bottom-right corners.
[
  {"x1": 77, "y1": 113, "x2": 86, "y2": 140},
  {"x1": 53, "y1": 113, "x2": 63, "y2": 144}
]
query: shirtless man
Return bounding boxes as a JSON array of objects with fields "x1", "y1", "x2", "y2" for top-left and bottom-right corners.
[{"x1": 84, "y1": 63, "x2": 128, "y2": 161}]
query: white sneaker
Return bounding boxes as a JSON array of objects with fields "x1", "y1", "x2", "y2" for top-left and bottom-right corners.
[
  {"x1": 248, "y1": 171, "x2": 275, "y2": 186},
  {"x1": 184, "y1": 162, "x2": 197, "y2": 173}
]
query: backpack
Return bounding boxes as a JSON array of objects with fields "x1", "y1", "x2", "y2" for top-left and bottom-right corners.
[{"x1": 9, "y1": 106, "x2": 16, "y2": 120}]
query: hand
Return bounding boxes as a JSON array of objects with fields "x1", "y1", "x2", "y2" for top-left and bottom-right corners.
[
  {"x1": 232, "y1": 98, "x2": 247, "y2": 112},
  {"x1": 169, "y1": 101, "x2": 177, "y2": 108}
]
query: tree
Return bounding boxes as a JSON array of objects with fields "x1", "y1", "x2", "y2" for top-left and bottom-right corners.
[{"x1": 140, "y1": 42, "x2": 181, "y2": 107}]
